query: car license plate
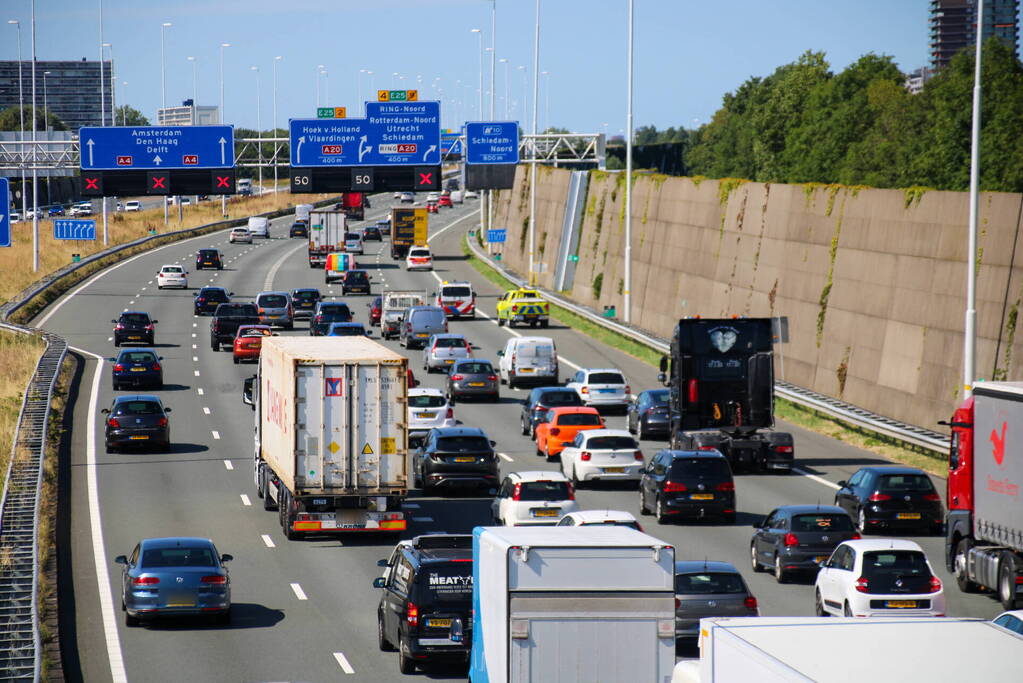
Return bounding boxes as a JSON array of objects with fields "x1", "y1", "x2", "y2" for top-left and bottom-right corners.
[
  {"x1": 885, "y1": 600, "x2": 918, "y2": 608},
  {"x1": 129, "y1": 435, "x2": 149, "y2": 440},
  {"x1": 270, "y1": 315, "x2": 280, "y2": 319},
  {"x1": 598, "y1": 388, "x2": 616, "y2": 393},
  {"x1": 604, "y1": 467, "x2": 625, "y2": 474},
  {"x1": 427, "y1": 618, "x2": 452, "y2": 628},
  {"x1": 167, "y1": 600, "x2": 196, "y2": 607},
  {"x1": 897, "y1": 513, "x2": 921, "y2": 520},
  {"x1": 417, "y1": 333, "x2": 429, "y2": 338},
  {"x1": 130, "y1": 367, "x2": 146, "y2": 372},
  {"x1": 128, "y1": 336, "x2": 141, "y2": 340},
  {"x1": 416, "y1": 412, "x2": 434, "y2": 419},
  {"x1": 454, "y1": 457, "x2": 475, "y2": 463},
  {"x1": 468, "y1": 382, "x2": 485, "y2": 387},
  {"x1": 533, "y1": 509, "x2": 559, "y2": 517},
  {"x1": 691, "y1": 493, "x2": 714, "y2": 500},
  {"x1": 519, "y1": 367, "x2": 534, "y2": 373},
  {"x1": 445, "y1": 359, "x2": 455, "y2": 364}
]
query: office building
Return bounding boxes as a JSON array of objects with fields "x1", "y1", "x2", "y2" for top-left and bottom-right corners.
[
  {"x1": 930, "y1": 0, "x2": 1020, "y2": 70},
  {"x1": 0, "y1": 59, "x2": 113, "y2": 130},
  {"x1": 905, "y1": 67, "x2": 936, "y2": 94},
  {"x1": 157, "y1": 100, "x2": 220, "y2": 126}
]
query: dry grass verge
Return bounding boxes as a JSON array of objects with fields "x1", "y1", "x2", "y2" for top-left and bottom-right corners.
[{"x1": 0, "y1": 329, "x2": 45, "y2": 489}]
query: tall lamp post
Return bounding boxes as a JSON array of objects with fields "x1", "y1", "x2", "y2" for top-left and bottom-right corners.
[
  {"x1": 159, "y1": 22, "x2": 171, "y2": 111},
  {"x1": 251, "y1": 65, "x2": 262, "y2": 192},
  {"x1": 8, "y1": 19, "x2": 27, "y2": 225},
  {"x1": 528, "y1": 0, "x2": 541, "y2": 285},
  {"x1": 101, "y1": 41, "x2": 113, "y2": 244},
  {"x1": 471, "y1": 27, "x2": 485, "y2": 236},
  {"x1": 187, "y1": 56, "x2": 198, "y2": 118},
  {"x1": 964, "y1": 0, "x2": 985, "y2": 398},
  {"x1": 273, "y1": 56, "x2": 282, "y2": 191},
  {"x1": 219, "y1": 42, "x2": 231, "y2": 217},
  {"x1": 623, "y1": 0, "x2": 634, "y2": 323},
  {"x1": 30, "y1": 0, "x2": 38, "y2": 272}
]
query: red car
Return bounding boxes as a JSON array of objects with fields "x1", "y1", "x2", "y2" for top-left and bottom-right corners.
[
  {"x1": 437, "y1": 193, "x2": 452, "y2": 208},
  {"x1": 367, "y1": 296, "x2": 382, "y2": 326},
  {"x1": 233, "y1": 325, "x2": 272, "y2": 364},
  {"x1": 426, "y1": 200, "x2": 439, "y2": 214}
]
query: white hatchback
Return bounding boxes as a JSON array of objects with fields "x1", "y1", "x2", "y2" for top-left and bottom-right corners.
[
  {"x1": 156, "y1": 264, "x2": 188, "y2": 289},
  {"x1": 814, "y1": 539, "x2": 946, "y2": 618},
  {"x1": 229, "y1": 227, "x2": 253, "y2": 244},
  {"x1": 124, "y1": 200, "x2": 142, "y2": 212},
  {"x1": 559, "y1": 429, "x2": 644, "y2": 485},
  {"x1": 407, "y1": 388, "x2": 457, "y2": 432},
  {"x1": 566, "y1": 368, "x2": 631, "y2": 409},
  {"x1": 406, "y1": 246, "x2": 433, "y2": 271},
  {"x1": 491, "y1": 471, "x2": 579, "y2": 526}
]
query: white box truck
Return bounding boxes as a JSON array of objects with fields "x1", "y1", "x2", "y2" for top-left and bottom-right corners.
[
  {"x1": 295, "y1": 203, "x2": 314, "y2": 223},
  {"x1": 307, "y1": 209, "x2": 347, "y2": 269},
  {"x1": 675, "y1": 616, "x2": 1023, "y2": 683},
  {"x1": 253, "y1": 336, "x2": 409, "y2": 540},
  {"x1": 469, "y1": 526, "x2": 676, "y2": 683}
]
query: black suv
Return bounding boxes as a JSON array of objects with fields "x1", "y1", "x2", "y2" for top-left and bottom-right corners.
[
  {"x1": 195, "y1": 248, "x2": 223, "y2": 270},
  {"x1": 310, "y1": 301, "x2": 353, "y2": 336},
  {"x1": 112, "y1": 311, "x2": 157, "y2": 346},
  {"x1": 834, "y1": 466, "x2": 943, "y2": 534},
  {"x1": 412, "y1": 427, "x2": 498, "y2": 494},
  {"x1": 193, "y1": 286, "x2": 232, "y2": 316},
  {"x1": 340, "y1": 270, "x2": 371, "y2": 296},
  {"x1": 374, "y1": 534, "x2": 473, "y2": 675},
  {"x1": 362, "y1": 224, "x2": 383, "y2": 241},
  {"x1": 519, "y1": 386, "x2": 584, "y2": 438},
  {"x1": 638, "y1": 450, "x2": 736, "y2": 523},
  {"x1": 290, "y1": 287, "x2": 322, "y2": 319},
  {"x1": 289, "y1": 221, "x2": 308, "y2": 238}
]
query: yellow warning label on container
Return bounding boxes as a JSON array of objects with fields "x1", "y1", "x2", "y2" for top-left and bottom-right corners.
[
  {"x1": 328, "y1": 441, "x2": 340, "y2": 454},
  {"x1": 380, "y1": 437, "x2": 396, "y2": 455},
  {"x1": 362, "y1": 443, "x2": 374, "y2": 455}
]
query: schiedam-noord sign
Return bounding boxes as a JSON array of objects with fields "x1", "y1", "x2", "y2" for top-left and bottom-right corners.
[{"x1": 465, "y1": 121, "x2": 520, "y2": 165}]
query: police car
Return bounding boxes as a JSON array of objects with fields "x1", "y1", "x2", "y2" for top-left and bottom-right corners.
[{"x1": 434, "y1": 281, "x2": 476, "y2": 319}]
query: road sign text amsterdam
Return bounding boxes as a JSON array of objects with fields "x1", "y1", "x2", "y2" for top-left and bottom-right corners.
[
  {"x1": 79, "y1": 125, "x2": 235, "y2": 170},
  {"x1": 465, "y1": 121, "x2": 520, "y2": 164},
  {"x1": 53, "y1": 219, "x2": 97, "y2": 241}
]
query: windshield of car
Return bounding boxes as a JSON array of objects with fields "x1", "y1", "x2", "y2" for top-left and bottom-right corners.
[
  {"x1": 201, "y1": 289, "x2": 229, "y2": 301},
  {"x1": 120, "y1": 352, "x2": 157, "y2": 363},
  {"x1": 240, "y1": 328, "x2": 271, "y2": 338},
  {"x1": 877, "y1": 474, "x2": 935, "y2": 492},
  {"x1": 113, "y1": 400, "x2": 162, "y2": 416},
  {"x1": 454, "y1": 362, "x2": 492, "y2": 374},
  {"x1": 409, "y1": 394, "x2": 448, "y2": 408},
  {"x1": 668, "y1": 458, "x2": 731, "y2": 479},
  {"x1": 328, "y1": 325, "x2": 364, "y2": 336},
  {"x1": 539, "y1": 391, "x2": 583, "y2": 407},
  {"x1": 580, "y1": 520, "x2": 641, "y2": 530},
  {"x1": 861, "y1": 551, "x2": 932, "y2": 579},
  {"x1": 433, "y1": 337, "x2": 467, "y2": 349},
  {"x1": 441, "y1": 286, "x2": 472, "y2": 297},
  {"x1": 791, "y1": 514, "x2": 855, "y2": 532},
  {"x1": 410, "y1": 310, "x2": 445, "y2": 327},
  {"x1": 436, "y1": 436, "x2": 490, "y2": 452},
  {"x1": 517, "y1": 480, "x2": 571, "y2": 501},
  {"x1": 518, "y1": 341, "x2": 554, "y2": 358},
  {"x1": 257, "y1": 294, "x2": 288, "y2": 308},
  {"x1": 141, "y1": 546, "x2": 216, "y2": 568},
  {"x1": 162, "y1": 266, "x2": 183, "y2": 273},
  {"x1": 588, "y1": 372, "x2": 625, "y2": 385},
  {"x1": 409, "y1": 249, "x2": 431, "y2": 257},
  {"x1": 318, "y1": 304, "x2": 350, "y2": 317},
  {"x1": 199, "y1": 250, "x2": 218, "y2": 258},
  {"x1": 345, "y1": 271, "x2": 369, "y2": 283},
  {"x1": 585, "y1": 436, "x2": 638, "y2": 450},
  {"x1": 674, "y1": 572, "x2": 746, "y2": 594},
  {"x1": 292, "y1": 290, "x2": 320, "y2": 301},
  {"x1": 119, "y1": 313, "x2": 150, "y2": 324},
  {"x1": 415, "y1": 565, "x2": 473, "y2": 604},
  {"x1": 556, "y1": 413, "x2": 602, "y2": 426}
]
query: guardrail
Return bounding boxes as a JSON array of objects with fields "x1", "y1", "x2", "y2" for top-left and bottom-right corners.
[{"x1": 464, "y1": 230, "x2": 951, "y2": 456}]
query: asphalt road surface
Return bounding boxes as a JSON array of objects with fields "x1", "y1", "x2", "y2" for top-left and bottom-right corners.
[{"x1": 38, "y1": 193, "x2": 1002, "y2": 683}]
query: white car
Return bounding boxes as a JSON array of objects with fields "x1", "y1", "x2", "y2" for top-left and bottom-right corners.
[
  {"x1": 555, "y1": 509, "x2": 642, "y2": 531},
  {"x1": 393, "y1": 191, "x2": 403, "y2": 199},
  {"x1": 814, "y1": 539, "x2": 945, "y2": 618},
  {"x1": 407, "y1": 388, "x2": 457, "y2": 433},
  {"x1": 426, "y1": 192, "x2": 440, "y2": 202},
  {"x1": 491, "y1": 471, "x2": 579, "y2": 526},
  {"x1": 400, "y1": 192, "x2": 415, "y2": 204},
  {"x1": 344, "y1": 231, "x2": 364, "y2": 255},
  {"x1": 464, "y1": 189, "x2": 479, "y2": 199},
  {"x1": 9, "y1": 211, "x2": 20, "y2": 223},
  {"x1": 566, "y1": 368, "x2": 631, "y2": 409},
  {"x1": 559, "y1": 429, "x2": 644, "y2": 485},
  {"x1": 229, "y1": 227, "x2": 253, "y2": 244},
  {"x1": 406, "y1": 246, "x2": 433, "y2": 271},
  {"x1": 156, "y1": 264, "x2": 188, "y2": 289},
  {"x1": 124, "y1": 200, "x2": 142, "y2": 212}
]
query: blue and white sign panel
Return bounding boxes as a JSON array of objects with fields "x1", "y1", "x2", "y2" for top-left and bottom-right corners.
[
  {"x1": 79, "y1": 125, "x2": 235, "y2": 170},
  {"x1": 486, "y1": 229, "x2": 507, "y2": 243},
  {"x1": 441, "y1": 133, "x2": 463, "y2": 155},
  {"x1": 53, "y1": 219, "x2": 97, "y2": 241},
  {"x1": 291, "y1": 101, "x2": 441, "y2": 167},
  {"x1": 0, "y1": 177, "x2": 10, "y2": 247},
  {"x1": 465, "y1": 121, "x2": 520, "y2": 165}
]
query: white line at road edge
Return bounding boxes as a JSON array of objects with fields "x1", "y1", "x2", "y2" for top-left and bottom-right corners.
[
  {"x1": 73, "y1": 346, "x2": 129, "y2": 683},
  {"x1": 290, "y1": 583, "x2": 308, "y2": 600},
  {"x1": 792, "y1": 467, "x2": 841, "y2": 491},
  {"x1": 333, "y1": 652, "x2": 356, "y2": 674}
]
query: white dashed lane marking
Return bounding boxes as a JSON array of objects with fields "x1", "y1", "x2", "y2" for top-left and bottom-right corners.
[
  {"x1": 290, "y1": 583, "x2": 308, "y2": 600},
  {"x1": 211, "y1": 430, "x2": 221, "y2": 440},
  {"x1": 261, "y1": 535, "x2": 275, "y2": 548},
  {"x1": 240, "y1": 494, "x2": 251, "y2": 506},
  {"x1": 333, "y1": 653, "x2": 355, "y2": 675},
  {"x1": 223, "y1": 460, "x2": 233, "y2": 470}
]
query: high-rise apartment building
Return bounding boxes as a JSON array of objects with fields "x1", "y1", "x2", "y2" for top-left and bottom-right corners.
[
  {"x1": 157, "y1": 100, "x2": 220, "y2": 126},
  {"x1": 0, "y1": 59, "x2": 113, "y2": 130},
  {"x1": 930, "y1": 0, "x2": 1020, "y2": 70}
]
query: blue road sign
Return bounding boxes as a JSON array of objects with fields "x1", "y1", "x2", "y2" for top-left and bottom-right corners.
[
  {"x1": 486, "y1": 229, "x2": 507, "y2": 243},
  {"x1": 465, "y1": 122, "x2": 520, "y2": 165},
  {"x1": 290, "y1": 101, "x2": 441, "y2": 167},
  {"x1": 53, "y1": 219, "x2": 97, "y2": 241},
  {"x1": 0, "y1": 177, "x2": 9, "y2": 247},
  {"x1": 441, "y1": 134, "x2": 463, "y2": 155},
  {"x1": 79, "y1": 125, "x2": 235, "y2": 170}
]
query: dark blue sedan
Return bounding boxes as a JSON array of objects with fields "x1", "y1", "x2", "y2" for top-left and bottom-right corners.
[
  {"x1": 115, "y1": 537, "x2": 232, "y2": 626},
  {"x1": 110, "y1": 349, "x2": 163, "y2": 390},
  {"x1": 102, "y1": 394, "x2": 171, "y2": 452},
  {"x1": 326, "y1": 322, "x2": 369, "y2": 337}
]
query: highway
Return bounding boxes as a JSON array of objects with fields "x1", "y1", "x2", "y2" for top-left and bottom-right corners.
[{"x1": 38, "y1": 195, "x2": 1004, "y2": 682}]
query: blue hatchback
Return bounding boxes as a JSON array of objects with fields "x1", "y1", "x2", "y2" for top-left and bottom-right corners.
[
  {"x1": 115, "y1": 537, "x2": 232, "y2": 626},
  {"x1": 326, "y1": 322, "x2": 368, "y2": 337},
  {"x1": 110, "y1": 349, "x2": 163, "y2": 390}
]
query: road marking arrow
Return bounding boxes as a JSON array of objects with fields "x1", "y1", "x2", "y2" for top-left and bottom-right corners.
[
  {"x1": 218, "y1": 136, "x2": 227, "y2": 164},
  {"x1": 86, "y1": 139, "x2": 95, "y2": 166},
  {"x1": 296, "y1": 136, "x2": 305, "y2": 164},
  {"x1": 423, "y1": 144, "x2": 437, "y2": 161},
  {"x1": 153, "y1": 155, "x2": 162, "y2": 166}
]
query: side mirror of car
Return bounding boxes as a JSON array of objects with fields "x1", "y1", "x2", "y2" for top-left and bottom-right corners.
[
  {"x1": 373, "y1": 577, "x2": 386, "y2": 589},
  {"x1": 229, "y1": 292, "x2": 235, "y2": 296},
  {"x1": 659, "y1": 356, "x2": 669, "y2": 373},
  {"x1": 110, "y1": 319, "x2": 118, "y2": 324},
  {"x1": 163, "y1": 407, "x2": 172, "y2": 413},
  {"x1": 490, "y1": 440, "x2": 497, "y2": 447},
  {"x1": 101, "y1": 408, "x2": 111, "y2": 414},
  {"x1": 497, "y1": 350, "x2": 504, "y2": 357},
  {"x1": 836, "y1": 480, "x2": 847, "y2": 489},
  {"x1": 107, "y1": 357, "x2": 117, "y2": 362},
  {"x1": 193, "y1": 292, "x2": 200, "y2": 297},
  {"x1": 220, "y1": 554, "x2": 233, "y2": 563},
  {"x1": 376, "y1": 558, "x2": 389, "y2": 568},
  {"x1": 114, "y1": 555, "x2": 127, "y2": 565},
  {"x1": 152, "y1": 320, "x2": 159, "y2": 324},
  {"x1": 158, "y1": 356, "x2": 164, "y2": 361}
]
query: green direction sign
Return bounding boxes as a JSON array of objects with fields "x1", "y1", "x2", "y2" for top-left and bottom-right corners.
[
  {"x1": 389, "y1": 90, "x2": 407, "y2": 101},
  {"x1": 495, "y1": 253, "x2": 502, "y2": 261},
  {"x1": 317, "y1": 107, "x2": 347, "y2": 119}
]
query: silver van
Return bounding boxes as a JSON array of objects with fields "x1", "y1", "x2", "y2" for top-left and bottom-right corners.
[
  {"x1": 400, "y1": 306, "x2": 448, "y2": 350},
  {"x1": 498, "y1": 336, "x2": 559, "y2": 388}
]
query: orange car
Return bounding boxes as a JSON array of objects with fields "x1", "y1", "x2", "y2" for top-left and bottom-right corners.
[
  {"x1": 232, "y1": 325, "x2": 272, "y2": 364},
  {"x1": 534, "y1": 406, "x2": 605, "y2": 459}
]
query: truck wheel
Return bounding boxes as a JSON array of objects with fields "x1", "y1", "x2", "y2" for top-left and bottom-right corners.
[
  {"x1": 999, "y1": 553, "x2": 1020, "y2": 610},
  {"x1": 954, "y1": 539, "x2": 980, "y2": 593},
  {"x1": 750, "y1": 545, "x2": 764, "y2": 573},
  {"x1": 377, "y1": 613, "x2": 395, "y2": 652},
  {"x1": 211, "y1": 339, "x2": 219, "y2": 352},
  {"x1": 262, "y1": 469, "x2": 278, "y2": 511}
]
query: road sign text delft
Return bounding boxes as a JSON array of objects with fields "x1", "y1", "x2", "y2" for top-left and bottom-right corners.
[
  {"x1": 290, "y1": 101, "x2": 440, "y2": 167},
  {"x1": 79, "y1": 126, "x2": 235, "y2": 170},
  {"x1": 465, "y1": 121, "x2": 520, "y2": 164}
]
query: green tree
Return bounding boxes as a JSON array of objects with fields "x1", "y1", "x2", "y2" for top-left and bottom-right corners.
[
  {"x1": 112, "y1": 105, "x2": 149, "y2": 126},
  {"x1": 0, "y1": 105, "x2": 67, "y2": 131}
]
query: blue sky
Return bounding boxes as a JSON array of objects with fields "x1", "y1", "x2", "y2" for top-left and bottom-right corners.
[{"x1": 5, "y1": 1, "x2": 961, "y2": 133}]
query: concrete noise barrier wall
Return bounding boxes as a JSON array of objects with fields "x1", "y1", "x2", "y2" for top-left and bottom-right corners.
[{"x1": 491, "y1": 166, "x2": 1023, "y2": 432}]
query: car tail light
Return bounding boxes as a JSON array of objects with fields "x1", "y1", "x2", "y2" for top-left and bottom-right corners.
[
  {"x1": 567, "y1": 483, "x2": 575, "y2": 500},
  {"x1": 113, "y1": 363, "x2": 125, "y2": 372},
  {"x1": 406, "y1": 601, "x2": 419, "y2": 627},
  {"x1": 868, "y1": 492, "x2": 891, "y2": 502},
  {"x1": 783, "y1": 533, "x2": 799, "y2": 547},
  {"x1": 774, "y1": 445, "x2": 793, "y2": 453},
  {"x1": 698, "y1": 445, "x2": 718, "y2": 451},
  {"x1": 675, "y1": 597, "x2": 681, "y2": 609},
  {"x1": 645, "y1": 407, "x2": 656, "y2": 414},
  {"x1": 158, "y1": 417, "x2": 168, "y2": 427},
  {"x1": 928, "y1": 576, "x2": 943, "y2": 593},
  {"x1": 258, "y1": 308, "x2": 265, "y2": 314},
  {"x1": 107, "y1": 418, "x2": 121, "y2": 428},
  {"x1": 151, "y1": 363, "x2": 161, "y2": 372},
  {"x1": 534, "y1": 405, "x2": 546, "y2": 412},
  {"x1": 634, "y1": 450, "x2": 644, "y2": 461},
  {"x1": 511, "y1": 483, "x2": 523, "y2": 501},
  {"x1": 487, "y1": 375, "x2": 498, "y2": 381},
  {"x1": 201, "y1": 575, "x2": 227, "y2": 584},
  {"x1": 625, "y1": 385, "x2": 631, "y2": 395},
  {"x1": 687, "y1": 378, "x2": 698, "y2": 403},
  {"x1": 132, "y1": 576, "x2": 160, "y2": 586},
  {"x1": 923, "y1": 493, "x2": 941, "y2": 501},
  {"x1": 550, "y1": 427, "x2": 561, "y2": 436},
  {"x1": 115, "y1": 323, "x2": 124, "y2": 330},
  {"x1": 581, "y1": 386, "x2": 589, "y2": 394},
  {"x1": 716, "y1": 481, "x2": 735, "y2": 492},
  {"x1": 451, "y1": 374, "x2": 464, "y2": 381},
  {"x1": 854, "y1": 577, "x2": 870, "y2": 593},
  {"x1": 744, "y1": 596, "x2": 758, "y2": 610},
  {"x1": 580, "y1": 451, "x2": 592, "y2": 461},
  {"x1": 663, "y1": 481, "x2": 687, "y2": 493},
  {"x1": 850, "y1": 532, "x2": 861, "y2": 540},
  {"x1": 446, "y1": 407, "x2": 454, "y2": 419},
  {"x1": 197, "y1": 297, "x2": 205, "y2": 303}
]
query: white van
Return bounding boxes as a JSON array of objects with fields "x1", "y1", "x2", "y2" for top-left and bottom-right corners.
[
  {"x1": 497, "y1": 336, "x2": 558, "y2": 389},
  {"x1": 248, "y1": 216, "x2": 270, "y2": 238},
  {"x1": 450, "y1": 190, "x2": 464, "y2": 204},
  {"x1": 295, "y1": 203, "x2": 314, "y2": 222}
]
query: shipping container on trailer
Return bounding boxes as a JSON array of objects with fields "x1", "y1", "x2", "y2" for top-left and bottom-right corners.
[{"x1": 307, "y1": 209, "x2": 347, "y2": 268}]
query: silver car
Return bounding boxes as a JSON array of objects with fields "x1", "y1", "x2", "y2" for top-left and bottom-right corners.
[
  {"x1": 255, "y1": 291, "x2": 294, "y2": 329},
  {"x1": 423, "y1": 333, "x2": 472, "y2": 372},
  {"x1": 446, "y1": 359, "x2": 499, "y2": 402},
  {"x1": 400, "y1": 306, "x2": 447, "y2": 350},
  {"x1": 115, "y1": 536, "x2": 232, "y2": 626},
  {"x1": 674, "y1": 560, "x2": 758, "y2": 644}
]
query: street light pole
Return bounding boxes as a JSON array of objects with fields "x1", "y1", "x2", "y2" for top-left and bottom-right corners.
[
  {"x1": 121, "y1": 81, "x2": 127, "y2": 124},
  {"x1": 528, "y1": 0, "x2": 541, "y2": 285},
  {"x1": 623, "y1": 0, "x2": 634, "y2": 323},
  {"x1": 489, "y1": 0, "x2": 496, "y2": 120},
  {"x1": 160, "y1": 22, "x2": 171, "y2": 111},
  {"x1": 30, "y1": 0, "x2": 38, "y2": 272},
  {"x1": 101, "y1": 38, "x2": 112, "y2": 245},
  {"x1": 518, "y1": 65, "x2": 526, "y2": 121},
  {"x1": 471, "y1": 29, "x2": 483, "y2": 120},
  {"x1": 252, "y1": 65, "x2": 262, "y2": 193},
  {"x1": 99, "y1": 0, "x2": 106, "y2": 127},
  {"x1": 964, "y1": 0, "x2": 985, "y2": 398},
  {"x1": 273, "y1": 56, "x2": 282, "y2": 191},
  {"x1": 8, "y1": 19, "x2": 27, "y2": 226},
  {"x1": 500, "y1": 58, "x2": 509, "y2": 119},
  {"x1": 187, "y1": 56, "x2": 198, "y2": 119},
  {"x1": 219, "y1": 42, "x2": 230, "y2": 218}
]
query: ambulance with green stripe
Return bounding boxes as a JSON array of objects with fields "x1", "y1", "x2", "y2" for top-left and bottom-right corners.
[{"x1": 496, "y1": 288, "x2": 550, "y2": 328}]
